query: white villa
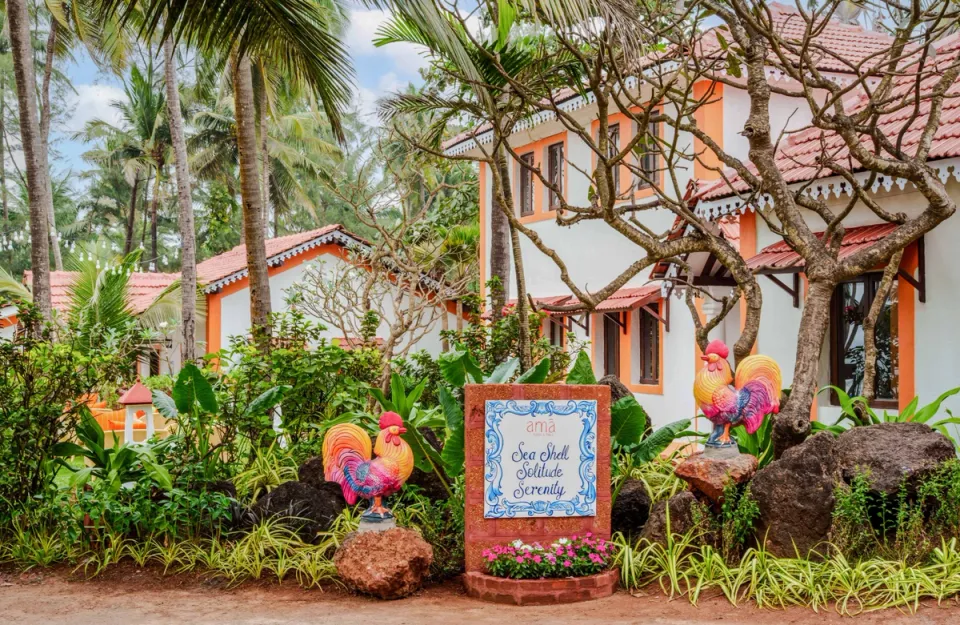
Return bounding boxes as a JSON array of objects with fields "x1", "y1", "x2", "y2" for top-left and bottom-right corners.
[{"x1": 444, "y1": 4, "x2": 960, "y2": 430}]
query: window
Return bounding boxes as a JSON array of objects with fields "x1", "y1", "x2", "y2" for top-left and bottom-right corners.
[
  {"x1": 608, "y1": 124, "x2": 620, "y2": 196},
  {"x1": 519, "y1": 152, "x2": 535, "y2": 216},
  {"x1": 602, "y1": 313, "x2": 621, "y2": 378},
  {"x1": 639, "y1": 117, "x2": 660, "y2": 187},
  {"x1": 830, "y1": 274, "x2": 899, "y2": 405},
  {"x1": 149, "y1": 349, "x2": 161, "y2": 377},
  {"x1": 547, "y1": 142, "x2": 564, "y2": 209},
  {"x1": 548, "y1": 318, "x2": 564, "y2": 347},
  {"x1": 638, "y1": 305, "x2": 660, "y2": 384}
]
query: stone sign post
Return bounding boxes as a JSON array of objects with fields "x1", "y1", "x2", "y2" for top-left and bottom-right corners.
[{"x1": 463, "y1": 384, "x2": 611, "y2": 572}]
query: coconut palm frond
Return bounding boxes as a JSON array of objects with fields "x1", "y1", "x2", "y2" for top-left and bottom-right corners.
[
  {"x1": 0, "y1": 265, "x2": 31, "y2": 302},
  {"x1": 139, "y1": 278, "x2": 207, "y2": 332}
]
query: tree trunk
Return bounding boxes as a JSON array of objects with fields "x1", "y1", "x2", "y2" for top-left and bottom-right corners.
[
  {"x1": 1, "y1": 74, "x2": 7, "y2": 224},
  {"x1": 140, "y1": 171, "x2": 151, "y2": 267},
  {"x1": 488, "y1": 159, "x2": 511, "y2": 321},
  {"x1": 149, "y1": 163, "x2": 161, "y2": 271},
  {"x1": 774, "y1": 278, "x2": 835, "y2": 457},
  {"x1": 860, "y1": 250, "x2": 903, "y2": 410},
  {"x1": 232, "y1": 50, "x2": 272, "y2": 345},
  {"x1": 494, "y1": 149, "x2": 531, "y2": 368},
  {"x1": 258, "y1": 79, "x2": 271, "y2": 237},
  {"x1": 124, "y1": 175, "x2": 140, "y2": 255},
  {"x1": 164, "y1": 36, "x2": 197, "y2": 363},
  {"x1": 7, "y1": 0, "x2": 51, "y2": 318},
  {"x1": 40, "y1": 20, "x2": 62, "y2": 271}
]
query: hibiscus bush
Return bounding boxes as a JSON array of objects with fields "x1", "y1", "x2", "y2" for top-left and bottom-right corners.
[{"x1": 483, "y1": 534, "x2": 612, "y2": 579}]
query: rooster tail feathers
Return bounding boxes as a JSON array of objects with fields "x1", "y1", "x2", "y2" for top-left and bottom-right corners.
[
  {"x1": 734, "y1": 355, "x2": 782, "y2": 410},
  {"x1": 322, "y1": 423, "x2": 373, "y2": 504}
]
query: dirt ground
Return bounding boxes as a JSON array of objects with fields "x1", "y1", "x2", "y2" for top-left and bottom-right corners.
[{"x1": 2, "y1": 566, "x2": 959, "y2": 625}]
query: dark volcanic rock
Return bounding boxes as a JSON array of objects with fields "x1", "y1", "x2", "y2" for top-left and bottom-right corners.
[
  {"x1": 249, "y1": 481, "x2": 345, "y2": 542},
  {"x1": 640, "y1": 491, "x2": 701, "y2": 545},
  {"x1": 833, "y1": 422, "x2": 955, "y2": 495},
  {"x1": 205, "y1": 479, "x2": 237, "y2": 499},
  {"x1": 297, "y1": 457, "x2": 326, "y2": 489},
  {"x1": 335, "y1": 528, "x2": 433, "y2": 599},
  {"x1": 612, "y1": 479, "x2": 652, "y2": 535},
  {"x1": 406, "y1": 466, "x2": 450, "y2": 500},
  {"x1": 751, "y1": 432, "x2": 838, "y2": 558}
]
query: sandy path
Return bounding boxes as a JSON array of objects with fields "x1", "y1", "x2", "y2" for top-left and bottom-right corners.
[{"x1": 1, "y1": 569, "x2": 959, "y2": 625}]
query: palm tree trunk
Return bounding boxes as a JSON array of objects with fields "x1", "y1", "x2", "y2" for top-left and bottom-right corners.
[
  {"x1": 149, "y1": 162, "x2": 161, "y2": 271},
  {"x1": 496, "y1": 150, "x2": 531, "y2": 369},
  {"x1": 164, "y1": 36, "x2": 197, "y2": 363},
  {"x1": 6, "y1": 0, "x2": 51, "y2": 318},
  {"x1": 232, "y1": 49, "x2": 272, "y2": 345},
  {"x1": 140, "y1": 171, "x2": 151, "y2": 268},
  {"x1": 258, "y1": 79, "x2": 271, "y2": 237},
  {"x1": 40, "y1": 20, "x2": 62, "y2": 271},
  {"x1": 489, "y1": 157, "x2": 511, "y2": 322},
  {"x1": 1, "y1": 74, "x2": 7, "y2": 225},
  {"x1": 124, "y1": 175, "x2": 140, "y2": 255}
]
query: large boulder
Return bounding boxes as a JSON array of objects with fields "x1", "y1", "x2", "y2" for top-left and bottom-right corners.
[
  {"x1": 750, "y1": 432, "x2": 838, "y2": 558},
  {"x1": 297, "y1": 457, "x2": 326, "y2": 490},
  {"x1": 833, "y1": 422, "x2": 955, "y2": 495},
  {"x1": 248, "y1": 481, "x2": 345, "y2": 542},
  {"x1": 640, "y1": 491, "x2": 701, "y2": 545},
  {"x1": 334, "y1": 528, "x2": 433, "y2": 599},
  {"x1": 405, "y1": 466, "x2": 450, "y2": 500},
  {"x1": 674, "y1": 452, "x2": 758, "y2": 504},
  {"x1": 612, "y1": 479, "x2": 651, "y2": 535}
]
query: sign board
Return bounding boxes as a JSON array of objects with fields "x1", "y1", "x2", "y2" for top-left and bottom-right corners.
[
  {"x1": 463, "y1": 384, "x2": 610, "y2": 572},
  {"x1": 483, "y1": 399, "x2": 597, "y2": 518}
]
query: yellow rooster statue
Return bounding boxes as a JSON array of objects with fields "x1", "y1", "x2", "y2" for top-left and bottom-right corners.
[
  {"x1": 322, "y1": 412, "x2": 415, "y2": 521},
  {"x1": 693, "y1": 340, "x2": 782, "y2": 449}
]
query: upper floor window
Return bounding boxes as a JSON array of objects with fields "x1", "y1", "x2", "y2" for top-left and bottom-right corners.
[
  {"x1": 830, "y1": 273, "x2": 899, "y2": 406},
  {"x1": 547, "y1": 142, "x2": 564, "y2": 209},
  {"x1": 639, "y1": 117, "x2": 660, "y2": 187},
  {"x1": 607, "y1": 124, "x2": 620, "y2": 195},
  {"x1": 637, "y1": 305, "x2": 660, "y2": 385},
  {"x1": 519, "y1": 152, "x2": 535, "y2": 216}
]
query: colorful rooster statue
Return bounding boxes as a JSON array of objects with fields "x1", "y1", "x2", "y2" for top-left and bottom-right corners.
[
  {"x1": 694, "y1": 340, "x2": 783, "y2": 448},
  {"x1": 322, "y1": 412, "x2": 415, "y2": 520}
]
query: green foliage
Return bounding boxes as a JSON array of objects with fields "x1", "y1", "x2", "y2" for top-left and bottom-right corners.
[
  {"x1": 815, "y1": 385, "x2": 960, "y2": 445},
  {"x1": 0, "y1": 301, "x2": 140, "y2": 519},
  {"x1": 730, "y1": 415, "x2": 775, "y2": 468},
  {"x1": 395, "y1": 482, "x2": 465, "y2": 580},
  {"x1": 232, "y1": 446, "x2": 300, "y2": 502},
  {"x1": 439, "y1": 386, "x2": 465, "y2": 478},
  {"x1": 51, "y1": 410, "x2": 172, "y2": 494},
  {"x1": 719, "y1": 483, "x2": 760, "y2": 562},
  {"x1": 565, "y1": 350, "x2": 597, "y2": 384},
  {"x1": 484, "y1": 535, "x2": 612, "y2": 579},
  {"x1": 610, "y1": 396, "x2": 649, "y2": 447},
  {"x1": 611, "y1": 531, "x2": 960, "y2": 614}
]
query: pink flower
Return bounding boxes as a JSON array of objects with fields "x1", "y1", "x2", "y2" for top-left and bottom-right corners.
[
  {"x1": 487, "y1": 554, "x2": 497, "y2": 562},
  {"x1": 533, "y1": 555, "x2": 542, "y2": 563},
  {"x1": 546, "y1": 554, "x2": 556, "y2": 563},
  {"x1": 586, "y1": 532, "x2": 593, "y2": 538},
  {"x1": 589, "y1": 553, "x2": 602, "y2": 563},
  {"x1": 515, "y1": 556, "x2": 524, "y2": 563},
  {"x1": 563, "y1": 560, "x2": 572, "y2": 568}
]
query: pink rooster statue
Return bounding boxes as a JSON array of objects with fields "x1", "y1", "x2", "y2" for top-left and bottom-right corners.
[
  {"x1": 693, "y1": 340, "x2": 783, "y2": 450},
  {"x1": 322, "y1": 412, "x2": 415, "y2": 522}
]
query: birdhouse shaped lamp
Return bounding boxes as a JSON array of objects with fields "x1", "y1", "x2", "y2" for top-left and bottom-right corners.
[{"x1": 118, "y1": 381, "x2": 155, "y2": 443}]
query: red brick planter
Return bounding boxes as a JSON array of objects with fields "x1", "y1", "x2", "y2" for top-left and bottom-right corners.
[{"x1": 463, "y1": 568, "x2": 619, "y2": 605}]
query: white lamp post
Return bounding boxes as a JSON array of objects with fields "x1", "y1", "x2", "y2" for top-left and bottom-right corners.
[{"x1": 118, "y1": 380, "x2": 154, "y2": 443}]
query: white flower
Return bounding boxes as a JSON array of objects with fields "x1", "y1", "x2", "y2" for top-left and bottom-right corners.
[
  {"x1": 558, "y1": 537, "x2": 570, "y2": 545},
  {"x1": 512, "y1": 539, "x2": 524, "y2": 549}
]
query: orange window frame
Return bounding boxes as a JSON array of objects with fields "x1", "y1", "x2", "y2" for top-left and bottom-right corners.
[
  {"x1": 590, "y1": 106, "x2": 663, "y2": 203},
  {"x1": 513, "y1": 131, "x2": 568, "y2": 224}
]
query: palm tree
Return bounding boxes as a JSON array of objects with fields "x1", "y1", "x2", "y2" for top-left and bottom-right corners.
[
  {"x1": 76, "y1": 60, "x2": 172, "y2": 268},
  {"x1": 163, "y1": 37, "x2": 197, "y2": 362},
  {"x1": 6, "y1": 0, "x2": 52, "y2": 318},
  {"x1": 105, "y1": 0, "x2": 353, "y2": 349}
]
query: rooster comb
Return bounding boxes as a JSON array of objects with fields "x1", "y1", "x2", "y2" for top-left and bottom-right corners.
[
  {"x1": 379, "y1": 411, "x2": 403, "y2": 430},
  {"x1": 704, "y1": 340, "x2": 729, "y2": 359}
]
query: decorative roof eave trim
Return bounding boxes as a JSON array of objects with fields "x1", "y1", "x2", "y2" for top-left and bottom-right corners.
[
  {"x1": 202, "y1": 230, "x2": 366, "y2": 294},
  {"x1": 695, "y1": 156, "x2": 960, "y2": 221},
  {"x1": 442, "y1": 63, "x2": 872, "y2": 157},
  {"x1": 201, "y1": 229, "x2": 450, "y2": 297}
]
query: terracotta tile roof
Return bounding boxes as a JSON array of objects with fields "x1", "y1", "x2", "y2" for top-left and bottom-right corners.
[
  {"x1": 594, "y1": 284, "x2": 662, "y2": 312},
  {"x1": 23, "y1": 270, "x2": 179, "y2": 315},
  {"x1": 700, "y1": 32, "x2": 960, "y2": 203},
  {"x1": 747, "y1": 223, "x2": 898, "y2": 273},
  {"x1": 119, "y1": 381, "x2": 153, "y2": 405},
  {"x1": 480, "y1": 294, "x2": 576, "y2": 320},
  {"x1": 197, "y1": 224, "x2": 349, "y2": 286},
  {"x1": 444, "y1": 4, "x2": 893, "y2": 153}
]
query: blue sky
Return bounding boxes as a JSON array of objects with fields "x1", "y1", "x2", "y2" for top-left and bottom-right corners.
[{"x1": 53, "y1": 6, "x2": 427, "y2": 178}]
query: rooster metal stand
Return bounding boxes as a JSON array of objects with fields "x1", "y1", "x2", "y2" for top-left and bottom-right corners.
[
  {"x1": 694, "y1": 340, "x2": 782, "y2": 459},
  {"x1": 322, "y1": 411, "x2": 415, "y2": 531}
]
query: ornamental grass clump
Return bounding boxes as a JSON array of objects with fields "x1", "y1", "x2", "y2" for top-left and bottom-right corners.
[{"x1": 483, "y1": 534, "x2": 611, "y2": 579}]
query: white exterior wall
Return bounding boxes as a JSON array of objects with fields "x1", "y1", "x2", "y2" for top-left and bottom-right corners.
[{"x1": 216, "y1": 253, "x2": 455, "y2": 365}]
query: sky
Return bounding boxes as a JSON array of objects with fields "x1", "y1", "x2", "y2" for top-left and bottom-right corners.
[{"x1": 53, "y1": 5, "x2": 429, "y2": 179}]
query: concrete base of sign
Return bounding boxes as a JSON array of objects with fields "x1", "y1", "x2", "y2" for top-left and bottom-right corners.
[{"x1": 463, "y1": 569, "x2": 619, "y2": 605}]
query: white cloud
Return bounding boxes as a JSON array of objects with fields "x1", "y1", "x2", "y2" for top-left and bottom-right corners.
[
  {"x1": 346, "y1": 9, "x2": 429, "y2": 74},
  {"x1": 65, "y1": 83, "x2": 125, "y2": 133}
]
